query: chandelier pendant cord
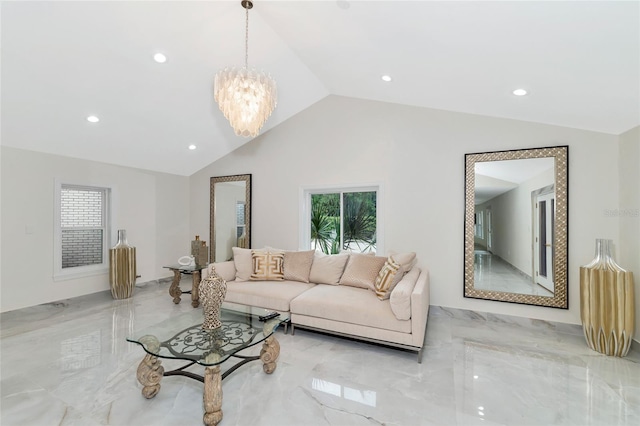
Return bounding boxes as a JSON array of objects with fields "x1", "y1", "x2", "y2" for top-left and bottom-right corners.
[{"x1": 244, "y1": 5, "x2": 249, "y2": 69}]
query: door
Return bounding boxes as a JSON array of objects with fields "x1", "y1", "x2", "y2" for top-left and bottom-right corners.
[
  {"x1": 534, "y1": 192, "x2": 554, "y2": 292},
  {"x1": 486, "y1": 207, "x2": 493, "y2": 252}
]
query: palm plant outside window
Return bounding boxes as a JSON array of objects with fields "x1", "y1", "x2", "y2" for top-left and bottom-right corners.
[{"x1": 310, "y1": 191, "x2": 377, "y2": 254}]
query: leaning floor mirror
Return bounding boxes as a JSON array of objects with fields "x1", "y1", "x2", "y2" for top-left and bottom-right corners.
[
  {"x1": 210, "y1": 174, "x2": 251, "y2": 263},
  {"x1": 463, "y1": 146, "x2": 569, "y2": 308}
]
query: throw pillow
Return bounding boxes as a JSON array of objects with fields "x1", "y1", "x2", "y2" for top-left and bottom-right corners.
[
  {"x1": 232, "y1": 247, "x2": 253, "y2": 282},
  {"x1": 250, "y1": 250, "x2": 285, "y2": 281},
  {"x1": 283, "y1": 250, "x2": 315, "y2": 283},
  {"x1": 388, "y1": 251, "x2": 417, "y2": 271},
  {"x1": 374, "y1": 256, "x2": 403, "y2": 300},
  {"x1": 339, "y1": 253, "x2": 387, "y2": 290},
  {"x1": 309, "y1": 253, "x2": 349, "y2": 285}
]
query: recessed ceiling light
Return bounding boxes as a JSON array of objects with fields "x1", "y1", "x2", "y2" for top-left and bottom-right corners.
[
  {"x1": 188, "y1": 144, "x2": 197, "y2": 150},
  {"x1": 86, "y1": 115, "x2": 100, "y2": 123},
  {"x1": 154, "y1": 53, "x2": 167, "y2": 63},
  {"x1": 381, "y1": 75, "x2": 392, "y2": 82},
  {"x1": 513, "y1": 88, "x2": 528, "y2": 96}
]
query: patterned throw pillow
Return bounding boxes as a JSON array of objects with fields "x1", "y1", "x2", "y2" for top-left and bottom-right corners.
[
  {"x1": 250, "y1": 250, "x2": 284, "y2": 281},
  {"x1": 374, "y1": 256, "x2": 403, "y2": 300},
  {"x1": 339, "y1": 254, "x2": 388, "y2": 290},
  {"x1": 388, "y1": 251, "x2": 417, "y2": 271},
  {"x1": 283, "y1": 250, "x2": 315, "y2": 283}
]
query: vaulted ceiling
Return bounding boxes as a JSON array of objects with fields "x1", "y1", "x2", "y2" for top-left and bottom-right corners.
[{"x1": 2, "y1": 1, "x2": 638, "y2": 176}]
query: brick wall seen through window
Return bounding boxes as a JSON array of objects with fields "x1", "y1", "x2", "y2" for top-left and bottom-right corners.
[{"x1": 60, "y1": 187, "x2": 106, "y2": 268}]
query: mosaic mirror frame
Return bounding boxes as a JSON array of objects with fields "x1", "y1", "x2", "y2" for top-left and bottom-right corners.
[{"x1": 463, "y1": 146, "x2": 569, "y2": 308}]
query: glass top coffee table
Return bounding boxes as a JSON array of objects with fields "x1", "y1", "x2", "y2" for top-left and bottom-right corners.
[{"x1": 127, "y1": 303, "x2": 288, "y2": 426}]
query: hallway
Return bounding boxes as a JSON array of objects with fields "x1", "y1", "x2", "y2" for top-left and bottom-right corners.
[{"x1": 474, "y1": 250, "x2": 554, "y2": 297}]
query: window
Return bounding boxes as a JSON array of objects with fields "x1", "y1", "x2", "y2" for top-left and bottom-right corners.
[
  {"x1": 301, "y1": 185, "x2": 382, "y2": 254},
  {"x1": 54, "y1": 183, "x2": 110, "y2": 280}
]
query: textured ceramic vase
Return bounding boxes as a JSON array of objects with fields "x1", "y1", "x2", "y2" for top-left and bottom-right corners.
[
  {"x1": 109, "y1": 230, "x2": 137, "y2": 300},
  {"x1": 191, "y1": 235, "x2": 209, "y2": 267},
  {"x1": 580, "y1": 239, "x2": 635, "y2": 357},
  {"x1": 199, "y1": 266, "x2": 227, "y2": 329}
]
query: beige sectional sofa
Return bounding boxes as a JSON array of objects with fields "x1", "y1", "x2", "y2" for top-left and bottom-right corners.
[{"x1": 202, "y1": 248, "x2": 430, "y2": 362}]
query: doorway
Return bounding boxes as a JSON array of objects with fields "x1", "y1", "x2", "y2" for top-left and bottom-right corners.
[{"x1": 533, "y1": 191, "x2": 555, "y2": 292}]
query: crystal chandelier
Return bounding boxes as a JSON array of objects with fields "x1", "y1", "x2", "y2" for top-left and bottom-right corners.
[{"x1": 214, "y1": 0, "x2": 277, "y2": 138}]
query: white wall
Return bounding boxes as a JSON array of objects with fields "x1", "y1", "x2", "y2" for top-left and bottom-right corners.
[
  {"x1": 190, "y1": 95, "x2": 621, "y2": 326},
  {"x1": 618, "y1": 126, "x2": 640, "y2": 341},
  {"x1": 0, "y1": 147, "x2": 189, "y2": 312}
]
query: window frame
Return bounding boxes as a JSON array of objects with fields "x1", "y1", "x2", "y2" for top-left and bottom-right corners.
[
  {"x1": 299, "y1": 183, "x2": 384, "y2": 254},
  {"x1": 54, "y1": 180, "x2": 112, "y2": 281}
]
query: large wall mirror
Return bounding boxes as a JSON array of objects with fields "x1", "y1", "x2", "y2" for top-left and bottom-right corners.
[
  {"x1": 210, "y1": 174, "x2": 251, "y2": 263},
  {"x1": 464, "y1": 146, "x2": 568, "y2": 308}
]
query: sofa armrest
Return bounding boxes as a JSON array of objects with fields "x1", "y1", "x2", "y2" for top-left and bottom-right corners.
[{"x1": 410, "y1": 269, "x2": 430, "y2": 348}]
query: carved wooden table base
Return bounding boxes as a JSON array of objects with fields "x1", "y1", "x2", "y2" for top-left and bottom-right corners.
[
  {"x1": 169, "y1": 270, "x2": 182, "y2": 304},
  {"x1": 191, "y1": 273, "x2": 201, "y2": 308},
  {"x1": 135, "y1": 335, "x2": 281, "y2": 426},
  {"x1": 260, "y1": 335, "x2": 281, "y2": 374},
  {"x1": 203, "y1": 365, "x2": 222, "y2": 426},
  {"x1": 136, "y1": 354, "x2": 164, "y2": 399},
  {"x1": 167, "y1": 269, "x2": 201, "y2": 307}
]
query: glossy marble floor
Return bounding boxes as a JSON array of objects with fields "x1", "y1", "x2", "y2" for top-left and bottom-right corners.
[
  {"x1": 474, "y1": 251, "x2": 554, "y2": 297},
  {"x1": 1, "y1": 280, "x2": 639, "y2": 426}
]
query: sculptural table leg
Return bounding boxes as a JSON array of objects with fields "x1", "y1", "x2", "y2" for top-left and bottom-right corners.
[
  {"x1": 136, "y1": 354, "x2": 164, "y2": 399},
  {"x1": 169, "y1": 270, "x2": 182, "y2": 304},
  {"x1": 203, "y1": 365, "x2": 222, "y2": 426},
  {"x1": 191, "y1": 270, "x2": 201, "y2": 308},
  {"x1": 260, "y1": 335, "x2": 281, "y2": 374}
]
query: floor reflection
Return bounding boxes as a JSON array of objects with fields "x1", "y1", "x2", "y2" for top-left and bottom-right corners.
[
  {"x1": 474, "y1": 250, "x2": 553, "y2": 296},
  {"x1": 311, "y1": 377, "x2": 377, "y2": 407},
  {"x1": 111, "y1": 299, "x2": 135, "y2": 354},
  {"x1": 61, "y1": 330, "x2": 101, "y2": 370}
]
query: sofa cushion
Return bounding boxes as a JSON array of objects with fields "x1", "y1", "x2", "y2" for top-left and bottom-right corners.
[
  {"x1": 251, "y1": 249, "x2": 285, "y2": 281},
  {"x1": 339, "y1": 253, "x2": 387, "y2": 290},
  {"x1": 283, "y1": 250, "x2": 315, "y2": 283},
  {"x1": 225, "y1": 280, "x2": 315, "y2": 312},
  {"x1": 390, "y1": 267, "x2": 421, "y2": 320},
  {"x1": 232, "y1": 247, "x2": 253, "y2": 282},
  {"x1": 309, "y1": 253, "x2": 349, "y2": 285},
  {"x1": 290, "y1": 284, "x2": 411, "y2": 333},
  {"x1": 374, "y1": 256, "x2": 402, "y2": 300},
  {"x1": 208, "y1": 261, "x2": 236, "y2": 282}
]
